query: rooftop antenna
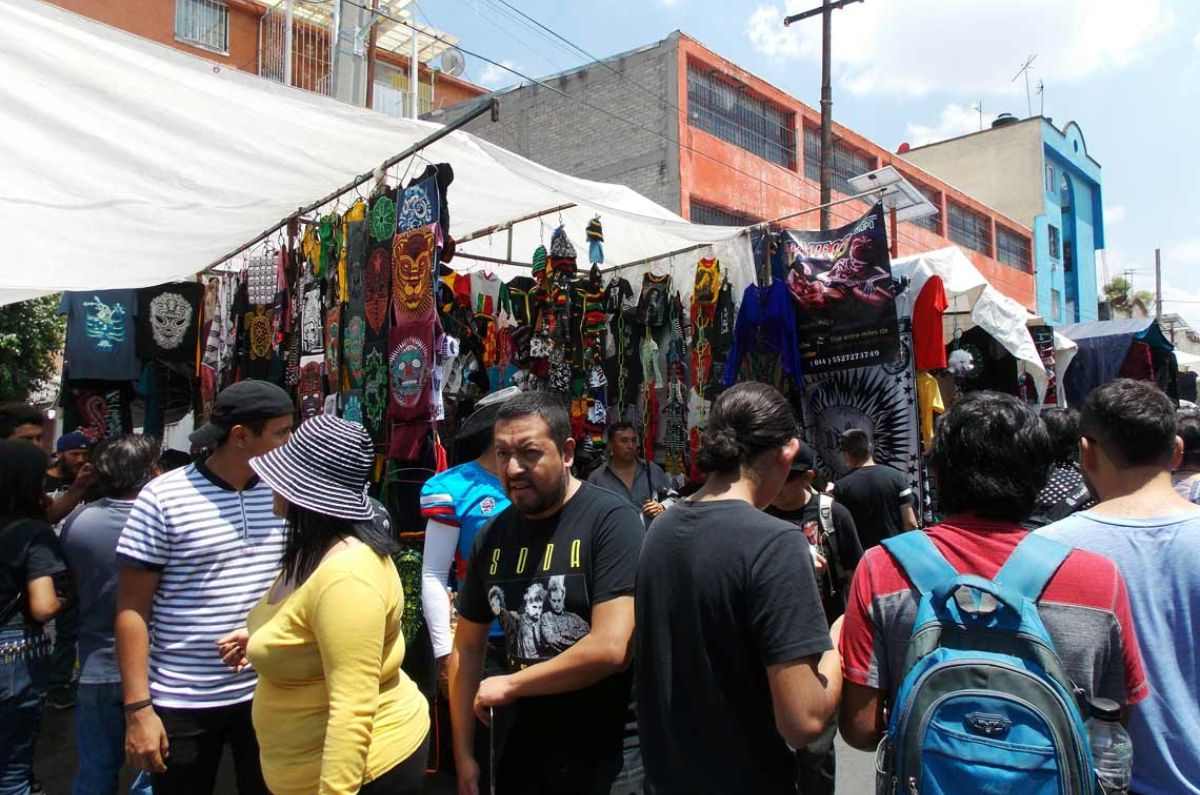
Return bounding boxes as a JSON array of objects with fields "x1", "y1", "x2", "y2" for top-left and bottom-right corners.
[
  {"x1": 970, "y1": 100, "x2": 984, "y2": 130},
  {"x1": 1011, "y1": 54, "x2": 1037, "y2": 118},
  {"x1": 1037, "y1": 80, "x2": 1045, "y2": 117}
]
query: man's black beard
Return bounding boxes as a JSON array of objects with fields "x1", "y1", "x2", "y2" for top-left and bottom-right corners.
[{"x1": 520, "y1": 471, "x2": 569, "y2": 518}]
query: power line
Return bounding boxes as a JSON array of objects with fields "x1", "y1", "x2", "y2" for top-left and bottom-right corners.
[{"x1": 340, "y1": 0, "x2": 834, "y2": 214}]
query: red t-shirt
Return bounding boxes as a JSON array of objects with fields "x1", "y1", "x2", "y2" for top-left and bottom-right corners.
[
  {"x1": 913, "y1": 276, "x2": 948, "y2": 371},
  {"x1": 839, "y1": 517, "x2": 1149, "y2": 708}
]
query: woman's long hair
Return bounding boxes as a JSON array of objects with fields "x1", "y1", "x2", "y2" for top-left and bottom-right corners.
[
  {"x1": 0, "y1": 439, "x2": 49, "y2": 526},
  {"x1": 280, "y1": 501, "x2": 399, "y2": 585}
]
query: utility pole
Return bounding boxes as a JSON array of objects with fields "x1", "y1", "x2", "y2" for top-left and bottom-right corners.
[
  {"x1": 784, "y1": 0, "x2": 863, "y2": 231},
  {"x1": 1155, "y1": 248, "x2": 1163, "y2": 320}
]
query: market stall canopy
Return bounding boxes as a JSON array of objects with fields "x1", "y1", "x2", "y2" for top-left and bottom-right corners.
[
  {"x1": 890, "y1": 246, "x2": 1049, "y2": 400},
  {"x1": 0, "y1": 0, "x2": 746, "y2": 307},
  {"x1": 1058, "y1": 318, "x2": 1174, "y2": 405}
]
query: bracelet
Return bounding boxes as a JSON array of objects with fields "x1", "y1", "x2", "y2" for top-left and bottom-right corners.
[{"x1": 123, "y1": 699, "x2": 153, "y2": 714}]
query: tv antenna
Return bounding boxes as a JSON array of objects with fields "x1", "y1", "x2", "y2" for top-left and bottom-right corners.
[
  {"x1": 970, "y1": 100, "x2": 984, "y2": 130},
  {"x1": 1011, "y1": 54, "x2": 1037, "y2": 118},
  {"x1": 1036, "y1": 80, "x2": 1045, "y2": 116}
]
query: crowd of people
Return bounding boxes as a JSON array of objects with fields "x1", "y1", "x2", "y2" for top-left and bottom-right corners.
[{"x1": 0, "y1": 376, "x2": 1197, "y2": 794}]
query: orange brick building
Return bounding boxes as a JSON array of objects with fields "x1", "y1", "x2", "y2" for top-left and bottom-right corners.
[
  {"x1": 43, "y1": 0, "x2": 486, "y2": 115},
  {"x1": 464, "y1": 32, "x2": 1037, "y2": 310}
]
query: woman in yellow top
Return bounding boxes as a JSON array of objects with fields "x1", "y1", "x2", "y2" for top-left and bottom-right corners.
[{"x1": 218, "y1": 414, "x2": 429, "y2": 794}]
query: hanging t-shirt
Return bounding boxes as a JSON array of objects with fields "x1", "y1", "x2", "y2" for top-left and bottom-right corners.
[
  {"x1": 723, "y1": 281, "x2": 803, "y2": 389},
  {"x1": 395, "y1": 174, "x2": 440, "y2": 234},
  {"x1": 603, "y1": 276, "x2": 634, "y2": 315},
  {"x1": 299, "y1": 281, "x2": 324, "y2": 356},
  {"x1": 637, "y1": 273, "x2": 671, "y2": 328},
  {"x1": 501, "y1": 276, "x2": 536, "y2": 328},
  {"x1": 916, "y1": 371, "x2": 945, "y2": 448},
  {"x1": 913, "y1": 276, "x2": 948, "y2": 371},
  {"x1": 62, "y1": 382, "x2": 134, "y2": 441},
  {"x1": 60, "y1": 290, "x2": 141, "y2": 381},
  {"x1": 391, "y1": 225, "x2": 436, "y2": 324},
  {"x1": 362, "y1": 338, "x2": 390, "y2": 446},
  {"x1": 342, "y1": 313, "x2": 366, "y2": 390},
  {"x1": 324, "y1": 305, "x2": 341, "y2": 392},
  {"x1": 137, "y1": 282, "x2": 203, "y2": 363}
]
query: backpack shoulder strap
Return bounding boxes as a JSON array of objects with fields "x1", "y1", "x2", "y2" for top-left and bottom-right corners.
[
  {"x1": 881, "y1": 531, "x2": 957, "y2": 595},
  {"x1": 993, "y1": 533, "x2": 1071, "y2": 601}
]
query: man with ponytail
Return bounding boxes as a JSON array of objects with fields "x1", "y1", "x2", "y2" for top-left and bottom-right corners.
[{"x1": 634, "y1": 382, "x2": 842, "y2": 795}]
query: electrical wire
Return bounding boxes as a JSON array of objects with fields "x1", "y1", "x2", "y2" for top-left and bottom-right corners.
[{"x1": 339, "y1": 0, "x2": 833, "y2": 214}]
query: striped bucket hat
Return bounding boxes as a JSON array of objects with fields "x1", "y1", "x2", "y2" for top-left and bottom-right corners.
[{"x1": 249, "y1": 414, "x2": 375, "y2": 522}]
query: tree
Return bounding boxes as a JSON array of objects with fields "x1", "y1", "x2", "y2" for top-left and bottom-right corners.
[
  {"x1": 0, "y1": 295, "x2": 64, "y2": 403},
  {"x1": 1103, "y1": 277, "x2": 1132, "y2": 310}
]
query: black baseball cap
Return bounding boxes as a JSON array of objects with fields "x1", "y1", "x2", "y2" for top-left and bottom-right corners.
[
  {"x1": 189, "y1": 380, "x2": 294, "y2": 448},
  {"x1": 790, "y1": 441, "x2": 818, "y2": 473}
]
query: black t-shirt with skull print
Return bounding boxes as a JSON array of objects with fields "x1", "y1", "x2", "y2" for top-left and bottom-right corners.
[
  {"x1": 458, "y1": 481, "x2": 644, "y2": 767},
  {"x1": 137, "y1": 282, "x2": 203, "y2": 363}
]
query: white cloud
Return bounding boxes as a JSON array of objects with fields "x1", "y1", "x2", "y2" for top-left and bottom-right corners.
[
  {"x1": 477, "y1": 59, "x2": 519, "y2": 89},
  {"x1": 746, "y1": 0, "x2": 1171, "y2": 98},
  {"x1": 1103, "y1": 205, "x2": 1127, "y2": 226},
  {"x1": 905, "y1": 103, "x2": 996, "y2": 147}
]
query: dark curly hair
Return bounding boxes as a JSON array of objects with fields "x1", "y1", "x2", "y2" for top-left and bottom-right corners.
[
  {"x1": 92, "y1": 435, "x2": 161, "y2": 499},
  {"x1": 1179, "y1": 413, "x2": 1200, "y2": 470},
  {"x1": 697, "y1": 382, "x2": 798, "y2": 475},
  {"x1": 1080, "y1": 379, "x2": 1176, "y2": 469},
  {"x1": 1040, "y1": 407, "x2": 1081, "y2": 464},
  {"x1": 929, "y1": 391, "x2": 1052, "y2": 521},
  {"x1": 0, "y1": 439, "x2": 49, "y2": 524}
]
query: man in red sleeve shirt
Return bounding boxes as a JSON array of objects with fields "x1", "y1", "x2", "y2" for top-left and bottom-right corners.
[{"x1": 837, "y1": 391, "x2": 1148, "y2": 750}]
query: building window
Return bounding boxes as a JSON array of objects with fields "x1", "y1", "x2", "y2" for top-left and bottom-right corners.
[
  {"x1": 687, "y1": 64, "x2": 796, "y2": 169},
  {"x1": 946, "y1": 201, "x2": 991, "y2": 255},
  {"x1": 907, "y1": 178, "x2": 941, "y2": 233},
  {"x1": 1045, "y1": 163, "x2": 1055, "y2": 194},
  {"x1": 1063, "y1": 239, "x2": 1074, "y2": 273},
  {"x1": 1048, "y1": 224, "x2": 1061, "y2": 259},
  {"x1": 996, "y1": 226, "x2": 1032, "y2": 272},
  {"x1": 803, "y1": 125, "x2": 875, "y2": 196},
  {"x1": 1051, "y1": 288, "x2": 1063, "y2": 322},
  {"x1": 175, "y1": 0, "x2": 229, "y2": 53},
  {"x1": 690, "y1": 200, "x2": 759, "y2": 227}
]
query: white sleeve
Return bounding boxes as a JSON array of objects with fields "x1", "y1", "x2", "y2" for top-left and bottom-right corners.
[{"x1": 421, "y1": 519, "x2": 460, "y2": 659}]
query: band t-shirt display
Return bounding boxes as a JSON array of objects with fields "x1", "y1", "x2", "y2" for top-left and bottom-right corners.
[
  {"x1": 136, "y1": 282, "x2": 204, "y2": 363},
  {"x1": 457, "y1": 482, "x2": 643, "y2": 782},
  {"x1": 59, "y1": 290, "x2": 141, "y2": 381}
]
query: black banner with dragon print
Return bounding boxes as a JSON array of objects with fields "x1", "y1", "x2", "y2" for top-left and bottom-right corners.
[{"x1": 781, "y1": 203, "x2": 900, "y2": 374}]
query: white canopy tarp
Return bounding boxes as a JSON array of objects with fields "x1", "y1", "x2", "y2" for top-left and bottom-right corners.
[
  {"x1": 890, "y1": 246, "x2": 1052, "y2": 401},
  {"x1": 0, "y1": 0, "x2": 748, "y2": 307}
]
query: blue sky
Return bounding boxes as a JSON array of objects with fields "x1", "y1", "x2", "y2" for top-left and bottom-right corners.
[{"x1": 418, "y1": 0, "x2": 1200, "y2": 326}]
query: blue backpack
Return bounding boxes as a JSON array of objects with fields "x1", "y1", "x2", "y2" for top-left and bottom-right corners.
[{"x1": 877, "y1": 531, "x2": 1098, "y2": 795}]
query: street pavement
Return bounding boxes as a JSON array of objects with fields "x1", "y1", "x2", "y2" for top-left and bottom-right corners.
[{"x1": 36, "y1": 703, "x2": 875, "y2": 793}]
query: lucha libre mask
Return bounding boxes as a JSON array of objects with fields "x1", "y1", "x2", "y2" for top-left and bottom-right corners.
[
  {"x1": 390, "y1": 337, "x2": 428, "y2": 409},
  {"x1": 392, "y1": 226, "x2": 434, "y2": 321}
]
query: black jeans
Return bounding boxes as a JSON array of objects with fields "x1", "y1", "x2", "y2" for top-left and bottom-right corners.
[
  {"x1": 360, "y1": 734, "x2": 430, "y2": 795},
  {"x1": 152, "y1": 701, "x2": 268, "y2": 795}
]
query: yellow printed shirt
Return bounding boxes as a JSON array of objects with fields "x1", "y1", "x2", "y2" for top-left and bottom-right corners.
[
  {"x1": 917, "y1": 371, "x2": 945, "y2": 448},
  {"x1": 246, "y1": 545, "x2": 429, "y2": 795}
]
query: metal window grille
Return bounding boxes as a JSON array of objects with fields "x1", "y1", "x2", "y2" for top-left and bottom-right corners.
[
  {"x1": 996, "y1": 226, "x2": 1032, "y2": 272},
  {"x1": 1048, "y1": 225, "x2": 1061, "y2": 258},
  {"x1": 686, "y1": 65, "x2": 796, "y2": 170},
  {"x1": 908, "y1": 179, "x2": 941, "y2": 233},
  {"x1": 175, "y1": 0, "x2": 229, "y2": 53},
  {"x1": 802, "y1": 125, "x2": 875, "y2": 196},
  {"x1": 947, "y1": 201, "x2": 991, "y2": 255},
  {"x1": 690, "y1": 200, "x2": 759, "y2": 227},
  {"x1": 1051, "y1": 288, "x2": 1063, "y2": 322},
  {"x1": 372, "y1": 61, "x2": 433, "y2": 118},
  {"x1": 258, "y1": 3, "x2": 333, "y2": 97}
]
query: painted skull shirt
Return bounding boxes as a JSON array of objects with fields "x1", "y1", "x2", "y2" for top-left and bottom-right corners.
[
  {"x1": 59, "y1": 290, "x2": 141, "y2": 381},
  {"x1": 137, "y1": 282, "x2": 203, "y2": 363}
]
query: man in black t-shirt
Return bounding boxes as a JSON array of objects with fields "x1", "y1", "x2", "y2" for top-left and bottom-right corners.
[
  {"x1": 832, "y1": 428, "x2": 917, "y2": 550},
  {"x1": 452, "y1": 392, "x2": 643, "y2": 795},
  {"x1": 766, "y1": 443, "x2": 862, "y2": 795},
  {"x1": 767, "y1": 443, "x2": 863, "y2": 624}
]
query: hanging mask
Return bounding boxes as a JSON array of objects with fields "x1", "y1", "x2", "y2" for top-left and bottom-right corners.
[
  {"x1": 390, "y1": 337, "x2": 429, "y2": 409},
  {"x1": 392, "y1": 226, "x2": 435, "y2": 322}
]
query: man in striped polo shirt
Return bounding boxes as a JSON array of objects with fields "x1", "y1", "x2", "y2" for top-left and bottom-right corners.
[{"x1": 115, "y1": 381, "x2": 294, "y2": 794}]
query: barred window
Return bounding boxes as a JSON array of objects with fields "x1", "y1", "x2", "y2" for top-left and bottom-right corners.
[
  {"x1": 947, "y1": 201, "x2": 991, "y2": 255},
  {"x1": 803, "y1": 126, "x2": 875, "y2": 196},
  {"x1": 996, "y1": 226, "x2": 1032, "y2": 272},
  {"x1": 908, "y1": 179, "x2": 941, "y2": 233},
  {"x1": 1048, "y1": 225, "x2": 1061, "y2": 259},
  {"x1": 175, "y1": 0, "x2": 229, "y2": 53},
  {"x1": 687, "y1": 64, "x2": 796, "y2": 169},
  {"x1": 690, "y1": 200, "x2": 759, "y2": 227}
]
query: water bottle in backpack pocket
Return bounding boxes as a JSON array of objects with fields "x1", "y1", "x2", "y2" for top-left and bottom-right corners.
[{"x1": 876, "y1": 531, "x2": 1100, "y2": 794}]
